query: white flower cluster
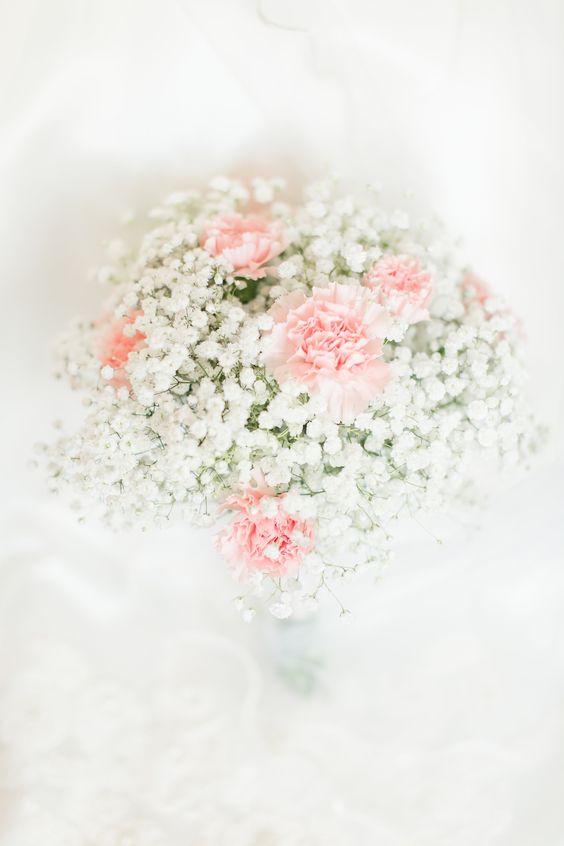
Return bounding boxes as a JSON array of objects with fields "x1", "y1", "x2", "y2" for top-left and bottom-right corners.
[{"x1": 41, "y1": 177, "x2": 541, "y2": 619}]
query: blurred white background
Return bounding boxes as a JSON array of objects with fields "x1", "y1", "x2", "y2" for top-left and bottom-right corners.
[{"x1": 1, "y1": 1, "x2": 563, "y2": 843}]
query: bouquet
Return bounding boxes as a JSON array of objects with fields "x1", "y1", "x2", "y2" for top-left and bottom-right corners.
[{"x1": 41, "y1": 176, "x2": 540, "y2": 620}]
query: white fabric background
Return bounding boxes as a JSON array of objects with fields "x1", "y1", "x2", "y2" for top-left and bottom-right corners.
[{"x1": 1, "y1": 1, "x2": 563, "y2": 843}]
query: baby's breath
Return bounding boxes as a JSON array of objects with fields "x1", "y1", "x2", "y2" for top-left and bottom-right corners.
[{"x1": 42, "y1": 177, "x2": 542, "y2": 618}]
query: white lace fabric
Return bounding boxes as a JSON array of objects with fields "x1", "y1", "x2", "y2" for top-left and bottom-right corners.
[{"x1": 1, "y1": 458, "x2": 563, "y2": 844}]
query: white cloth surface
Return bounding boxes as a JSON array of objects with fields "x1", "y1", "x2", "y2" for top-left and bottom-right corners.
[{"x1": 1, "y1": 1, "x2": 564, "y2": 843}]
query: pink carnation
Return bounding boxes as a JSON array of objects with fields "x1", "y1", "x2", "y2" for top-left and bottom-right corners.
[
  {"x1": 461, "y1": 271, "x2": 525, "y2": 338},
  {"x1": 263, "y1": 284, "x2": 391, "y2": 423},
  {"x1": 461, "y1": 271, "x2": 491, "y2": 305},
  {"x1": 216, "y1": 481, "x2": 314, "y2": 577},
  {"x1": 363, "y1": 254, "x2": 432, "y2": 324},
  {"x1": 98, "y1": 310, "x2": 145, "y2": 389},
  {"x1": 200, "y1": 213, "x2": 286, "y2": 279}
]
